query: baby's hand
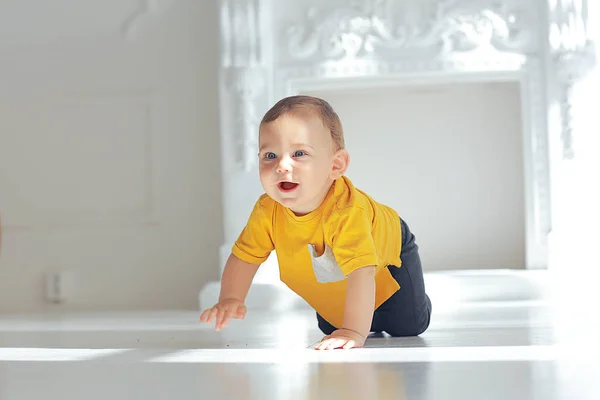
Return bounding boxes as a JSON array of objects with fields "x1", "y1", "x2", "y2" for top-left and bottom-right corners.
[
  {"x1": 314, "y1": 328, "x2": 366, "y2": 350},
  {"x1": 200, "y1": 298, "x2": 247, "y2": 331}
]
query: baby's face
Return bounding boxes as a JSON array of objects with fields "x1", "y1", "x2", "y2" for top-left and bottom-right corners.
[{"x1": 258, "y1": 111, "x2": 337, "y2": 215}]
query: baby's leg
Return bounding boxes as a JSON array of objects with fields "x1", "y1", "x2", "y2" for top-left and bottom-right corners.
[{"x1": 371, "y1": 218, "x2": 432, "y2": 337}]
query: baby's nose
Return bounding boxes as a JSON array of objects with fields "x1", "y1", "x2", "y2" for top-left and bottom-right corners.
[{"x1": 276, "y1": 157, "x2": 292, "y2": 173}]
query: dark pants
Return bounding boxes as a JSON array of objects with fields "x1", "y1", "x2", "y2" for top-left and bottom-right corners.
[{"x1": 317, "y1": 218, "x2": 432, "y2": 337}]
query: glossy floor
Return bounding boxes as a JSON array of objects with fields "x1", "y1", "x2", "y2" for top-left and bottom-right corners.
[{"x1": 1, "y1": 288, "x2": 599, "y2": 399}]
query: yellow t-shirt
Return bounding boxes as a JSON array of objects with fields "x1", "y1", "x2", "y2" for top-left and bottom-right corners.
[{"x1": 232, "y1": 175, "x2": 403, "y2": 328}]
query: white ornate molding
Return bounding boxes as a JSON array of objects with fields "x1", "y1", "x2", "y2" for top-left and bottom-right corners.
[
  {"x1": 225, "y1": 67, "x2": 267, "y2": 171},
  {"x1": 285, "y1": 0, "x2": 536, "y2": 62},
  {"x1": 548, "y1": 0, "x2": 596, "y2": 159},
  {"x1": 219, "y1": 0, "x2": 269, "y2": 172},
  {"x1": 548, "y1": 0, "x2": 589, "y2": 54}
]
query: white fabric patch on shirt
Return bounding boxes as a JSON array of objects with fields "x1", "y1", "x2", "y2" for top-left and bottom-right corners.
[{"x1": 308, "y1": 244, "x2": 346, "y2": 283}]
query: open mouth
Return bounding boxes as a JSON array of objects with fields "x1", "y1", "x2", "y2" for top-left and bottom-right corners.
[{"x1": 278, "y1": 181, "x2": 299, "y2": 192}]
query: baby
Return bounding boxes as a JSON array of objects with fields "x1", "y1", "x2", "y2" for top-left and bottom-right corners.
[{"x1": 200, "y1": 95, "x2": 432, "y2": 350}]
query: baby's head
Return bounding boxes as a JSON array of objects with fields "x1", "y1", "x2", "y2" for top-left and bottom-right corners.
[
  {"x1": 258, "y1": 95, "x2": 350, "y2": 215},
  {"x1": 260, "y1": 95, "x2": 345, "y2": 151}
]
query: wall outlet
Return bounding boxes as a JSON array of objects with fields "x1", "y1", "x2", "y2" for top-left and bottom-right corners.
[{"x1": 45, "y1": 271, "x2": 65, "y2": 304}]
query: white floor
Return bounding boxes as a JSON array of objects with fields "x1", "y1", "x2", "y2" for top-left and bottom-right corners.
[{"x1": 1, "y1": 272, "x2": 599, "y2": 400}]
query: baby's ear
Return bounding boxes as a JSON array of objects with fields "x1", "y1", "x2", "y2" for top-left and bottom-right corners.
[{"x1": 330, "y1": 149, "x2": 350, "y2": 179}]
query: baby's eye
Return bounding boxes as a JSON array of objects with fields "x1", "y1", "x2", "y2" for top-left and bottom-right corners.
[
  {"x1": 264, "y1": 152, "x2": 276, "y2": 159},
  {"x1": 293, "y1": 150, "x2": 306, "y2": 157}
]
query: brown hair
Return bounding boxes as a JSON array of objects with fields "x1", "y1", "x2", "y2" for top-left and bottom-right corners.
[{"x1": 259, "y1": 95, "x2": 345, "y2": 150}]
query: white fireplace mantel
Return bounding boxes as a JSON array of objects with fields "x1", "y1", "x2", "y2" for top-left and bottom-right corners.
[{"x1": 212, "y1": 0, "x2": 596, "y2": 292}]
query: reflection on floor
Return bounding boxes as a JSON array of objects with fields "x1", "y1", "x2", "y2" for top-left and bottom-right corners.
[{"x1": 1, "y1": 271, "x2": 599, "y2": 400}]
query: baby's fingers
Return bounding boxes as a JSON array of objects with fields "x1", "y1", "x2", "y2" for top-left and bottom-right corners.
[
  {"x1": 315, "y1": 337, "x2": 351, "y2": 350},
  {"x1": 206, "y1": 307, "x2": 219, "y2": 324},
  {"x1": 215, "y1": 308, "x2": 234, "y2": 331},
  {"x1": 315, "y1": 338, "x2": 336, "y2": 350},
  {"x1": 199, "y1": 308, "x2": 214, "y2": 323},
  {"x1": 324, "y1": 339, "x2": 347, "y2": 350},
  {"x1": 342, "y1": 340, "x2": 356, "y2": 349}
]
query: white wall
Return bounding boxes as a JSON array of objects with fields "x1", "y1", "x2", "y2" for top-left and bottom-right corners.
[
  {"x1": 306, "y1": 81, "x2": 526, "y2": 271},
  {"x1": 0, "y1": 1, "x2": 222, "y2": 313}
]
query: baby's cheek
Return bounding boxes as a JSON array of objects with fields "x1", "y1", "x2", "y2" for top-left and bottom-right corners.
[{"x1": 258, "y1": 164, "x2": 272, "y2": 175}]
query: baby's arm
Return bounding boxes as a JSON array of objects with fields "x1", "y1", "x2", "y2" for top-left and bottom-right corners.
[
  {"x1": 200, "y1": 253, "x2": 260, "y2": 330},
  {"x1": 315, "y1": 265, "x2": 376, "y2": 350},
  {"x1": 219, "y1": 253, "x2": 261, "y2": 303},
  {"x1": 342, "y1": 265, "x2": 376, "y2": 339}
]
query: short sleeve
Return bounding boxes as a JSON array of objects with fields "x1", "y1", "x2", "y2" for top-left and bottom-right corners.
[
  {"x1": 329, "y1": 207, "x2": 379, "y2": 275},
  {"x1": 231, "y1": 197, "x2": 275, "y2": 264}
]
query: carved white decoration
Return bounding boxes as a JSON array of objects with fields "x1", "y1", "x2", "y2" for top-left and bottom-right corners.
[
  {"x1": 219, "y1": 0, "x2": 268, "y2": 171},
  {"x1": 558, "y1": 82, "x2": 576, "y2": 159},
  {"x1": 285, "y1": 0, "x2": 535, "y2": 62},
  {"x1": 548, "y1": 0, "x2": 596, "y2": 159},
  {"x1": 548, "y1": 0, "x2": 589, "y2": 53},
  {"x1": 226, "y1": 67, "x2": 266, "y2": 171},
  {"x1": 308, "y1": 244, "x2": 346, "y2": 284},
  {"x1": 220, "y1": 0, "x2": 262, "y2": 67},
  {"x1": 217, "y1": 0, "x2": 596, "y2": 271}
]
